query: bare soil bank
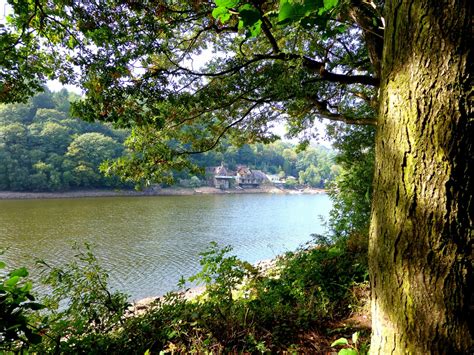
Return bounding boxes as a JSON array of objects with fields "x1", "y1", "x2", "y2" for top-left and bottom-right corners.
[{"x1": 0, "y1": 186, "x2": 326, "y2": 200}]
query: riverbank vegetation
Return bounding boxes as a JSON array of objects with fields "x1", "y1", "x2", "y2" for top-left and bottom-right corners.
[
  {"x1": 1, "y1": 237, "x2": 370, "y2": 354},
  {"x1": 0, "y1": 89, "x2": 337, "y2": 192}
]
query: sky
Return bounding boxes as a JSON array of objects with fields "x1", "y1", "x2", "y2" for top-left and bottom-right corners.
[{"x1": 0, "y1": 0, "x2": 9, "y2": 24}]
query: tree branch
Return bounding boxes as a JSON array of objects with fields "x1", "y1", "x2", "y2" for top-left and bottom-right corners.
[
  {"x1": 167, "y1": 79, "x2": 267, "y2": 129},
  {"x1": 319, "y1": 68, "x2": 380, "y2": 86},
  {"x1": 176, "y1": 102, "x2": 261, "y2": 155},
  {"x1": 165, "y1": 51, "x2": 379, "y2": 87},
  {"x1": 343, "y1": 0, "x2": 384, "y2": 77},
  {"x1": 306, "y1": 94, "x2": 376, "y2": 126},
  {"x1": 251, "y1": 0, "x2": 280, "y2": 53},
  {"x1": 317, "y1": 112, "x2": 376, "y2": 126}
]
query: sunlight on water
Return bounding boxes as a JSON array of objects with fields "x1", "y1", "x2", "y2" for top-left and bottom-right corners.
[{"x1": 0, "y1": 193, "x2": 331, "y2": 300}]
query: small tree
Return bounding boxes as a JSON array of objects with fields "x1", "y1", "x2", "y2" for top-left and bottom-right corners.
[{"x1": 189, "y1": 176, "x2": 202, "y2": 188}]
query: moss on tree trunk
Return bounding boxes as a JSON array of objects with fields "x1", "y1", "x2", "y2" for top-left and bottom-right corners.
[{"x1": 369, "y1": 0, "x2": 472, "y2": 353}]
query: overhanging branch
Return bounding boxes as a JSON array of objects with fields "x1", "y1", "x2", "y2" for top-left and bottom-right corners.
[
  {"x1": 176, "y1": 101, "x2": 261, "y2": 155},
  {"x1": 306, "y1": 94, "x2": 376, "y2": 126},
  {"x1": 317, "y1": 112, "x2": 376, "y2": 126},
  {"x1": 165, "y1": 51, "x2": 379, "y2": 87},
  {"x1": 319, "y1": 68, "x2": 379, "y2": 86}
]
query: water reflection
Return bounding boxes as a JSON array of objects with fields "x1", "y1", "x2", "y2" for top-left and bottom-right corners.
[{"x1": 0, "y1": 193, "x2": 331, "y2": 300}]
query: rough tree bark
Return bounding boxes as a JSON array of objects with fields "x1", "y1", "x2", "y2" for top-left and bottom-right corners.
[{"x1": 369, "y1": 0, "x2": 472, "y2": 353}]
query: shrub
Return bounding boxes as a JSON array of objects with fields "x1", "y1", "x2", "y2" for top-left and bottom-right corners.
[
  {"x1": 3, "y1": 240, "x2": 368, "y2": 353},
  {"x1": 106, "y1": 240, "x2": 368, "y2": 353},
  {"x1": 31, "y1": 243, "x2": 130, "y2": 354},
  {"x1": 189, "y1": 176, "x2": 202, "y2": 188},
  {"x1": 0, "y1": 259, "x2": 45, "y2": 352}
]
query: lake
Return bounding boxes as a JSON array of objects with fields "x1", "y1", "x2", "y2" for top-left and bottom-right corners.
[{"x1": 0, "y1": 193, "x2": 332, "y2": 300}]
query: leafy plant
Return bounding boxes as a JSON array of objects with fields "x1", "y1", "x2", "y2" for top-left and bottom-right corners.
[
  {"x1": 31, "y1": 243, "x2": 130, "y2": 353},
  {"x1": 0, "y1": 259, "x2": 45, "y2": 351},
  {"x1": 188, "y1": 242, "x2": 256, "y2": 300},
  {"x1": 0, "y1": 240, "x2": 369, "y2": 353},
  {"x1": 331, "y1": 332, "x2": 369, "y2": 355}
]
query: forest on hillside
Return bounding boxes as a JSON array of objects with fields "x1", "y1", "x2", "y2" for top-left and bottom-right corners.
[
  {"x1": 0, "y1": 88, "x2": 129, "y2": 191},
  {"x1": 0, "y1": 88, "x2": 338, "y2": 191}
]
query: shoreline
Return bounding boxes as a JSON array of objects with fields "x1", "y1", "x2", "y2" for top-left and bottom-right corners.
[
  {"x1": 130, "y1": 258, "x2": 278, "y2": 313},
  {"x1": 0, "y1": 186, "x2": 326, "y2": 200}
]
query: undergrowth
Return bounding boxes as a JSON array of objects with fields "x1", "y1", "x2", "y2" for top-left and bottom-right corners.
[{"x1": 1, "y1": 236, "x2": 369, "y2": 354}]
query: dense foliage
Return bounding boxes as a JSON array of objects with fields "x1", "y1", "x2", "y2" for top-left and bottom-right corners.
[
  {"x1": 0, "y1": 87, "x2": 129, "y2": 191},
  {"x1": 0, "y1": 0, "x2": 380, "y2": 184},
  {"x1": 0, "y1": 88, "x2": 338, "y2": 191},
  {"x1": 0, "y1": 257, "x2": 45, "y2": 350},
  {"x1": 1, "y1": 241, "x2": 369, "y2": 353},
  {"x1": 326, "y1": 123, "x2": 375, "y2": 241}
]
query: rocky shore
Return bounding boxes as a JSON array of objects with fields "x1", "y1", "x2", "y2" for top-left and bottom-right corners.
[{"x1": 0, "y1": 186, "x2": 326, "y2": 200}]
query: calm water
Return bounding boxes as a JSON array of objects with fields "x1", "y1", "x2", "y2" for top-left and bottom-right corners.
[{"x1": 0, "y1": 193, "x2": 331, "y2": 300}]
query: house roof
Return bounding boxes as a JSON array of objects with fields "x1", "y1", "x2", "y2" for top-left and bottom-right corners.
[
  {"x1": 236, "y1": 167, "x2": 267, "y2": 181},
  {"x1": 208, "y1": 165, "x2": 235, "y2": 176},
  {"x1": 251, "y1": 170, "x2": 269, "y2": 180},
  {"x1": 215, "y1": 165, "x2": 228, "y2": 176},
  {"x1": 236, "y1": 166, "x2": 251, "y2": 176}
]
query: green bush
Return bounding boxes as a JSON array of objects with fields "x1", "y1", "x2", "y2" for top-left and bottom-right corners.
[
  {"x1": 0, "y1": 259, "x2": 45, "y2": 352},
  {"x1": 31, "y1": 243, "x2": 130, "y2": 354},
  {"x1": 92, "y1": 240, "x2": 368, "y2": 353},
  {"x1": 1, "y1": 240, "x2": 368, "y2": 353}
]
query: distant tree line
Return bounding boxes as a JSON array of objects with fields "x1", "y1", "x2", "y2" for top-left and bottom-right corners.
[
  {"x1": 0, "y1": 89, "x2": 338, "y2": 192},
  {"x1": 188, "y1": 141, "x2": 338, "y2": 188},
  {"x1": 0, "y1": 88, "x2": 129, "y2": 191}
]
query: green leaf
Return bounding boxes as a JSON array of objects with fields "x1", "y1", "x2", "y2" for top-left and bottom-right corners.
[
  {"x1": 10, "y1": 267, "x2": 28, "y2": 278},
  {"x1": 0, "y1": 261, "x2": 5, "y2": 269},
  {"x1": 5, "y1": 275, "x2": 21, "y2": 286},
  {"x1": 339, "y1": 349, "x2": 358, "y2": 355},
  {"x1": 331, "y1": 337, "x2": 349, "y2": 347},
  {"x1": 278, "y1": 0, "x2": 320, "y2": 24},
  {"x1": 239, "y1": 4, "x2": 260, "y2": 27},
  {"x1": 323, "y1": 0, "x2": 339, "y2": 11},
  {"x1": 352, "y1": 331, "x2": 359, "y2": 345},
  {"x1": 237, "y1": 4, "x2": 262, "y2": 37},
  {"x1": 212, "y1": 7, "x2": 232, "y2": 23},
  {"x1": 215, "y1": 0, "x2": 239, "y2": 7},
  {"x1": 278, "y1": 0, "x2": 303, "y2": 24},
  {"x1": 249, "y1": 20, "x2": 262, "y2": 37},
  {"x1": 20, "y1": 281, "x2": 32, "y2": 293},
  {"x1": 167, "y1": 330, "x2": 177, "y2": 339},
  {"x1": 335, "y1": 24, "x2": 347, "y2": 33}
]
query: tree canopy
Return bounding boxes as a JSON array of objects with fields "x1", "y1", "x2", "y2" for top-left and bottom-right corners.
[
  {"x1": 1, "y1": 0, "x2": 379, "y2": 182},
  {"x1": 0, "y1": 87, "x2": 129, "y2": 190},
  {"x1": 0, "y1": 88, "x2": 338, "y2": 191}
]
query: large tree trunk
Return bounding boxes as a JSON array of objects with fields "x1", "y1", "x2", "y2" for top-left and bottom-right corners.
[{"x1": 369, "y1": 0, "x2": 472, "y2": 353}]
